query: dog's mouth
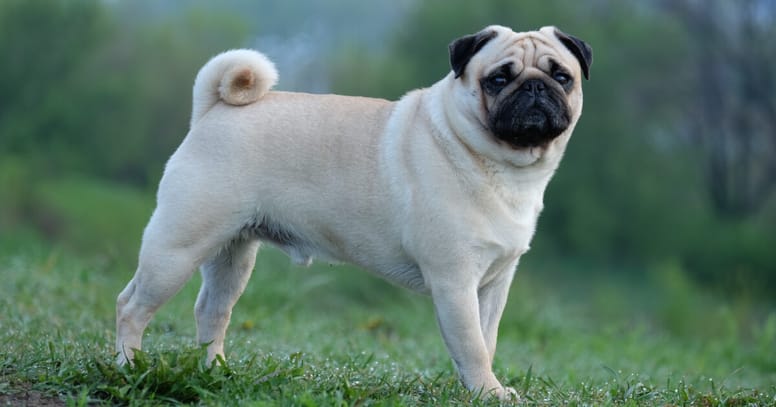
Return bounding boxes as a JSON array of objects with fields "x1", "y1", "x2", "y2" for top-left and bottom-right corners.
[{"x1": 489, "y1": 81, "x2": 571, "y2": 149}]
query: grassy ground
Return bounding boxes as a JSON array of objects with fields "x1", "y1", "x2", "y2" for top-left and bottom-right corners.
[{"x1": 1, "y1": 235, "x2": 774, "y2": 406}]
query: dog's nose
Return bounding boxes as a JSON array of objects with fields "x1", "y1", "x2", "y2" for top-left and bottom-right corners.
[{"x1": 520, "y1": 79, "x2": 546, "y2": 94}]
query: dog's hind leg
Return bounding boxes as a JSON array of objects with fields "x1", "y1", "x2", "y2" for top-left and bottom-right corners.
[
  {"x1": 195, "y1": 238, "x2": 260, "y2": 363},
  {"x1": 115, "y1": 208, "x2": 231, "y2": 365},
  {"x1": 116, "y1": 244, "x2": 198, "y2": 363}
]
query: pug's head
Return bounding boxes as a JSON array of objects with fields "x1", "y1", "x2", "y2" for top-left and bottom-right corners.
[{"x1": 445, "y1": 25, "x2": 592, "y2": 167}]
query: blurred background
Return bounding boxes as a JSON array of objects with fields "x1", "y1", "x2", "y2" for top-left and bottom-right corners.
[{"x1": 1, "y1": 0, "x2": 774, "y2": 308}]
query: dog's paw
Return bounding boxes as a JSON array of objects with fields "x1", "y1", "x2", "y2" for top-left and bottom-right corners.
[
  {"x1": 493, "y1": 386, "x2": 520, "y2": 403},
  {"x1": 116, "y1": 350, "x2": 133, "y2": 366}
]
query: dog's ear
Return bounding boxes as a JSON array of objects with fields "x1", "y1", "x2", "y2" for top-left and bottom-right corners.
[
  {"x1": 449, "y1": 29, "x2": 497, "y2": 78},
  {"x1": 554, "y1": 28, "x2": 593, "y2": 80}
]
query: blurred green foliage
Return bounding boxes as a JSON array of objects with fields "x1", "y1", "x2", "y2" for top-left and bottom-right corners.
[
  {"x1": 0, "y1": 0, "x2": 774, "y2": 299},
  {"x1": 0, "y1": 0, "x2": 248, "y2": 185}
]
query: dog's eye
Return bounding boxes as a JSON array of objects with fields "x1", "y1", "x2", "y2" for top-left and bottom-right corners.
[
  {"x1": 553, "y1": 71, "x2": 572, "y2": 85},
  {"x1": 487, "y1": 74, "x2": 509, "y2": 88}
]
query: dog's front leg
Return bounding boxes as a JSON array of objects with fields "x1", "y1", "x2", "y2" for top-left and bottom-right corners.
[
  {"x1": 478, "y1": 265, "x2": 517, "y2": 364},
  {"x1": 430, "y1": 281, "x2": 517, "y2": 400}
]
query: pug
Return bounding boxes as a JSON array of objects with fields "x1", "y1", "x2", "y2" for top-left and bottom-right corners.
[{"x1": 116, "y1": 25, "x2": 591, "y2": 400}]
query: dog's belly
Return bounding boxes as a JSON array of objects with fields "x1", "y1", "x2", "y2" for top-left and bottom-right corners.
[
  {"x1": 305, "y1": 259, "x2": 422, "y2": 293},
  {"x1": 365, "y1": 261, "x2": 426, "y2": 292},
  {"x1": 239, "y1": 215, "x2": 322, "y2": 266},
  {"x1": 239, "y1": 213, "x2": 428, "y2": 292}
]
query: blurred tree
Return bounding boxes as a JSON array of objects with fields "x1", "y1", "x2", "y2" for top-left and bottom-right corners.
[
  {"x1": 0, "y1": 0, "x2": 109, "y2": 166},
  {"x1": 0, "y1": 0, "x2": 249, "y2": 186},
  {"x1": 661, "y1": 0, "x2": 776, "y2": 217}
]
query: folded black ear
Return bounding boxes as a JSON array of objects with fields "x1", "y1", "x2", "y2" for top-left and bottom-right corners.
[
  {"x1": 554, "y1": 28, "x2": 593, "y2": 80},
  {"x1": 449, "y1": 29, "x2": 497, "y2": 78}
]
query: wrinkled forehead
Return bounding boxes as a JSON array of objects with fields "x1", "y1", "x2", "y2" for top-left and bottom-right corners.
[{"x1": 478, "y1": 30, "x2": 575, "y2": 75}]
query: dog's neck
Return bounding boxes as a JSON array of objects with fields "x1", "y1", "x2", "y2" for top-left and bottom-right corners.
[{"x1": 416, "y1": 80, "x2": 558, "y2": 220}]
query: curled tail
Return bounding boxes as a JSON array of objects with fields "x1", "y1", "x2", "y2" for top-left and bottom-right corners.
[{"x1": 190, "y1": 49, "x2": 278, "y2": 127}]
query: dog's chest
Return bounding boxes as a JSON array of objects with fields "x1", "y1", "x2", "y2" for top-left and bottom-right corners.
[
  {"x1": 483, "y1": 168, "x2": 546, "y2": 233},
  {"x1": 474, "y1": 171, "x2": 548, "y2": 264},
  {"x1": 486, "y1": 198, "x2": 541, "y2": 256}
]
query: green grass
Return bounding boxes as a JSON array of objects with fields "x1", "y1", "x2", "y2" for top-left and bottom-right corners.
[{"x1": 1, "y1": 237, "x2": 774, "y2": 406}]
